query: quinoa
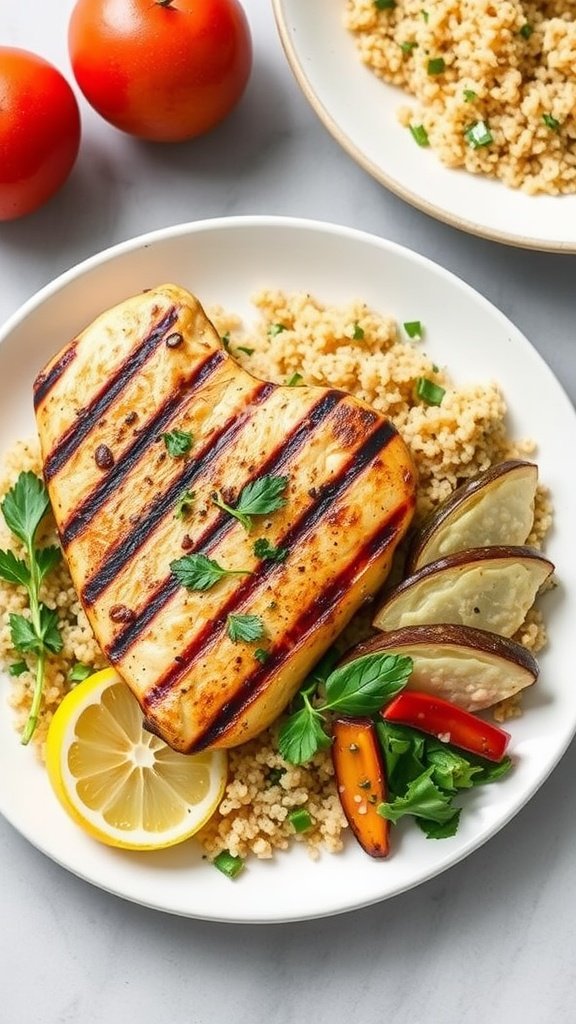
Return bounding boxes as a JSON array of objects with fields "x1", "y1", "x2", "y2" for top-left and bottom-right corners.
[
  {"x1": 0, "y1": 292, "x2": 552, "y2": 860},
  {"x1": 344, "y1": 0, "x2": 576, "y2": 195}
]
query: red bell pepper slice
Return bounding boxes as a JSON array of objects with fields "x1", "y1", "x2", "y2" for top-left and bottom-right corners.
[{"x1": 381, "y1": 691, "x2": 510, "y2": 762}]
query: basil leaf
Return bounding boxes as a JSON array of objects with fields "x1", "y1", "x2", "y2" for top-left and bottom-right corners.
[{"x1": 324, "y1": 653, "x2": 412, "y2": 715}]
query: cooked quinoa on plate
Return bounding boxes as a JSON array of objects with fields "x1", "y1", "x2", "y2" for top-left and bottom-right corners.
[
  {"x1": 344, "y1": 0, "x2": 576, "y2": 195},
  {"x1": 0, "y1": 290, "x2": 552, "y2": 862}
]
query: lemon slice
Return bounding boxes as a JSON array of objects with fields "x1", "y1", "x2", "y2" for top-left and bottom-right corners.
[{"x1": 46, "y1": 668, "x2": 227, "y2": 850}]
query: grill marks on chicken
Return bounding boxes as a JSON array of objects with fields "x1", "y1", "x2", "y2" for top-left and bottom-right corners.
[{"x1": 35, "y1": 285, "x2": 416, "y2": 752}]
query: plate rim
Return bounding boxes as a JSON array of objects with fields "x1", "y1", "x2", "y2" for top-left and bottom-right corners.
[
  {"x1": 272, "y1": 0, "x2": 576, "y2": 255},
  {"x1": 1, "y1": 213, "x2": 575, "y2": 923}
]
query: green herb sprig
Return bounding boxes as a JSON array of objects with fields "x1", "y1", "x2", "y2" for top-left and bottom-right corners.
[
  {"x1": 0, "y1": 472, "x2": 63, "y2": 744},
  {"x1": 227, "y1": 613, "x2": 265, "y2": 643},
  {"x1": 212, "y1": 475, "x2": 288, "y2": 532},
  {"x1": 278, "y1": 653, "x2": 413, "y2": 765},
  {"x1": 162, "y1": 429, "x2": 194, "y2": 458},
  {"x1": 170, "y1": 553, "x2": 252, "y2": 591}
]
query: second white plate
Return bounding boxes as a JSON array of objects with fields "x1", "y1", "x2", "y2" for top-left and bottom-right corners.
[{"x1": 273, "y1": 0, "x2": 576, "y2": 252}]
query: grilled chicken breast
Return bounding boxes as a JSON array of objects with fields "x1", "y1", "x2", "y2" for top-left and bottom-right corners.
[{"x1": 35, "y1": 285, "x2": 416, "y2": 753}]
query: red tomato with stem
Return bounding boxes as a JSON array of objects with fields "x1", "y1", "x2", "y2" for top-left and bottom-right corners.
[
  {"x1": 68, "y1": 0, "x2": 253, "y2": 142},
  {"x1": 0, "y1": 48, "x2": 81, "y2": 221}
]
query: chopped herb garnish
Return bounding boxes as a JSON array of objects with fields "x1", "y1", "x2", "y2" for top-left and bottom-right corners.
[
  {"x1": 403, "y1": 320, "x2": 423, "y2": 339},
  {"x1": 0, "y1": 472, "x2": 63, "y2": 744},
  {"x1": 427, "y1": 57, "x2": 445, "y2": 75},
  {"x1": 162, "y1": 429, "x2": 194, "y2": 458},
  {"x1": 9, "y1": 661, "x2": 28, "y2": 677},
  {"x1": 463, "y1": 89, "x2": 478, "y2": 102},
  {"x1": 267, "y1": 767, "x2": 285, "y2": 785},
  {"x1": 221, "y1": 332, "x2": 231, "y2": 352},
  {"x1": 212, "y1": 475, "x2": 288, "y2": 532},
  {"x1": 235, "y1": 346, "x2": 255, "y2": 357},
  {"x1": 465, "y1": 120, "x2": 493, "y2": 148},
  {"x1": 278, "y1": 653, "x2": 413, "y2": 765},
  {"x1": 174, "y1": 489, "x2": 195, "y2": 520},
  {"x1": 542, "y1": 113, "x2": 561, "y2": 132},
  {"x1": 68, "y1": 663, "x2": 93, "y2": 684},
  {"x1": 421, "y1": 9, "x2": 429, "y2": 22},
  {"x1": 170, "y1": 553, "x2": 251, "y2": 591},
  {"x1": 286, "y1": 372, "x2": 304, "y2": 387},
  {"x1": 416, "y1": 377, "x2": 446, "y2": 406},
  {"x1": 253, "y1": 537, "x2": 288, "y2": 562},
  {"x1": 351, "y1": 321, "x2": 365, "y2": 340},
  {"x1": 269, "y1": 323, "x2": 287, "y2": 337},
  {"x1": 374, "y1": 0, "x2": 396, "y2": 8},
  {"x1": 213, "y1": 850, "x2": 245, "y2": 879},
  {"x1": 227, "y1": 613, "x2": 265, "y2": 644},
  {"x1": 409, "y1": 123, "x2": 430, "y2": 147},
  {"x1": 400, "y1": 41, "x2": 418, "y2": 54},
  {"x1": 519, "y1": 23, "x2": 533, "y2": 39},
  {"x1": 254, "y1": 647, "x2": 271, "y2": 664},
  {"x1": 288, "y1": 808, "x2": 313, "y2": 833}
]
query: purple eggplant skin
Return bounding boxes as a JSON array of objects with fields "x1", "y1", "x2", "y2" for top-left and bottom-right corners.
[
  {"x1": 340, "y1": 622, "x2": 539, "y2": 711},
  {"x1": 406, "y1": 460, "x2": 538, "y2": 574}
]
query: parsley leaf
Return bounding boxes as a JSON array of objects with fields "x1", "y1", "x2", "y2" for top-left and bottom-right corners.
[
  {"x1": 170, "y1": 553, "x2": 251, "y2": 591},
  {"x1": 254, "y1": 647, "x2": 270, "y2": 664},
  {"x1": 0, "y1": 550, "x2": 31, "y2": 587},
  {"x1": 9, "y1": 660, "x2": 28, "y2": 677},
  {"x1": 1, "y1": 471, "x2": 50, "y2": 546},
  {"x1": 212, "y1": 475, "x2": 288, "y2": 532},
  {"x1": 174, "y1": 490, "x2": 195, "y2": 520},
  {"x1": 253, "y1": 537, "x2": 288, "y2": 562},
  {"x1": 227, "y1": 613, "x2": 265, "y2": 643},
  {"x1": 0, "y1": 472, "x2": 63, "y2": 744},
  {"x1": 162, "y1": 429, "x2": 194, "y2": 458}
]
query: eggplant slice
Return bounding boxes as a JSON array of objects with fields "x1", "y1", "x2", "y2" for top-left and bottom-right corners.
[
  {"x1": 343, "y1": 623, "x2": 539, "y2": 712},
  {"x1": 373, "y1": 545, "x2": 554, "y2": 638}
]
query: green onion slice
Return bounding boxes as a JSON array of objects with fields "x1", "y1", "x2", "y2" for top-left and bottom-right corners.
[
  {"x1": 213, "y1": 850, "x2": 245, "y2": 879},
  {"x1": 416, "y1": 377, "x2": 446, "y2": 406},
  {"x1": 409, "y1": 124, "x2": 429, "y2": 147},
  {"x1": 288, "y1": 808, "x2": 313, "y2": 833},
  {"x1": 465, "y1": 120, "x2": 493, "y2": 148}
]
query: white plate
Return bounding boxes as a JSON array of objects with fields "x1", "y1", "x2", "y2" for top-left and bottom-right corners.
[
  {"x1": 273, "y1": 1, "x2": 576, "y2": 253},
  {"x1": 0, "y1": 216, "x2": 574, "y2": 923}
]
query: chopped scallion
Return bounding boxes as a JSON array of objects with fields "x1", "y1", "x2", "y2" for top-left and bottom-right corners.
[
  {"x1": 416, "y1": 377, "x2": 445, "y2": 406},
  {"x1": 463, "y1": 89, "x2": 478, "y2": 102},
  {"x1": 519, "y1": 23, "x2": 533, "y2": 39},
  {"x1": 403, "y1": 320, "x2": 423, "y2": 339},
  {"x1": 288, "y1": 808, "x2": 313, "y2": 833},
  {"x1": 465, "y1": 120, "x2": 493, "y2": 148},
  {"x1": 421, "y1": 9, "x2": 429, "y2": 22},
  {"x1": 400, "y1": 41, "x2": 418, "y2": 54},
  {"x1": 213, "y1": 850, "x2": 245, "y2": 879},
  {"x1": 269, "y1": 323, "x2": 287, "y2": 337},
  {"x1": 542, "y1": 113, "x2": 561, "y2": 132},
  {"x1": 409, "y1": 123, "x2": 429, "y2": 147},
  {"x1": 374, "y1": 0, "x2": 397, "y2": 8},
  {"x1": 427, "y1": 57, "x2": 445, "y2": 75},
  {"x1": 351, "y1": 321, "x2": 365, "y2": 340},
  {"x1": 286, "y1": 372, "x2": 304, "y2": 387}
]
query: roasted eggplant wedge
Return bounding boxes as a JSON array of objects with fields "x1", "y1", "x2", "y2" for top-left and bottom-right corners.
[
  {"x1": 406, "y1": 460, "x2": 539, "y2": 573},
  {"x1": 35, "y1": 284, "x2": 416, "y2": 753},
  {"x1": 342, "y1": 623, "x2": 539, "y2": 712},
  {"x1": 373, "y1": 546, "x2": 554, "y2": 637}
]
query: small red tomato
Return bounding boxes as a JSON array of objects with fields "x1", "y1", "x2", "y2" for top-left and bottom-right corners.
[
  {"x1": 0, "y1": 48, "x2": 81, "y2": 221},
  {"x1": 68, "y1": 0, "x2": 252, "y2": 142}
]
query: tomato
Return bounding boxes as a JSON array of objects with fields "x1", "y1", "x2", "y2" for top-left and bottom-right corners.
[
  {"x1": 0, "y1": 48, "x2": 81, "y2": 221},
  {"x1": 68, "y1": 0, "x2": 252, "y2": 142}
]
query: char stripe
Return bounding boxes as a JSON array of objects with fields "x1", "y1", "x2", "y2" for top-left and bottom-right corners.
[
  {"x1": 61, "y1": 350, "x2": 225, "y2": 547},
  {"x1": 44, "y1": 307, "x2": 179, "y2": 481},
  {"x1": 82, "y1": 380, "x2": 277, "y2": 605},
  {"x1": 140, "y1": 418, "x2": 398, "y2": 705},
  {"x1": 191, "y1": 502, "x2": 412, "y2": 751},
  {"x1": 105, "y1": 389, "x2": 346, "y2": 657},
  {"x1": 33, "y1": 344, "x2": 78, "y2": 409}
]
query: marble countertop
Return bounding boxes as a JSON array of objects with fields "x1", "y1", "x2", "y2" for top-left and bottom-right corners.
[{"x1": 1, "y1": 3, "x2": 575, "y2": 1022}]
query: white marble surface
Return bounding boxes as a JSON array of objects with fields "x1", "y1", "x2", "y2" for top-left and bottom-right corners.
[{"x1": 1, "y1": 2, "x2": 576, "y2": 1022}]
